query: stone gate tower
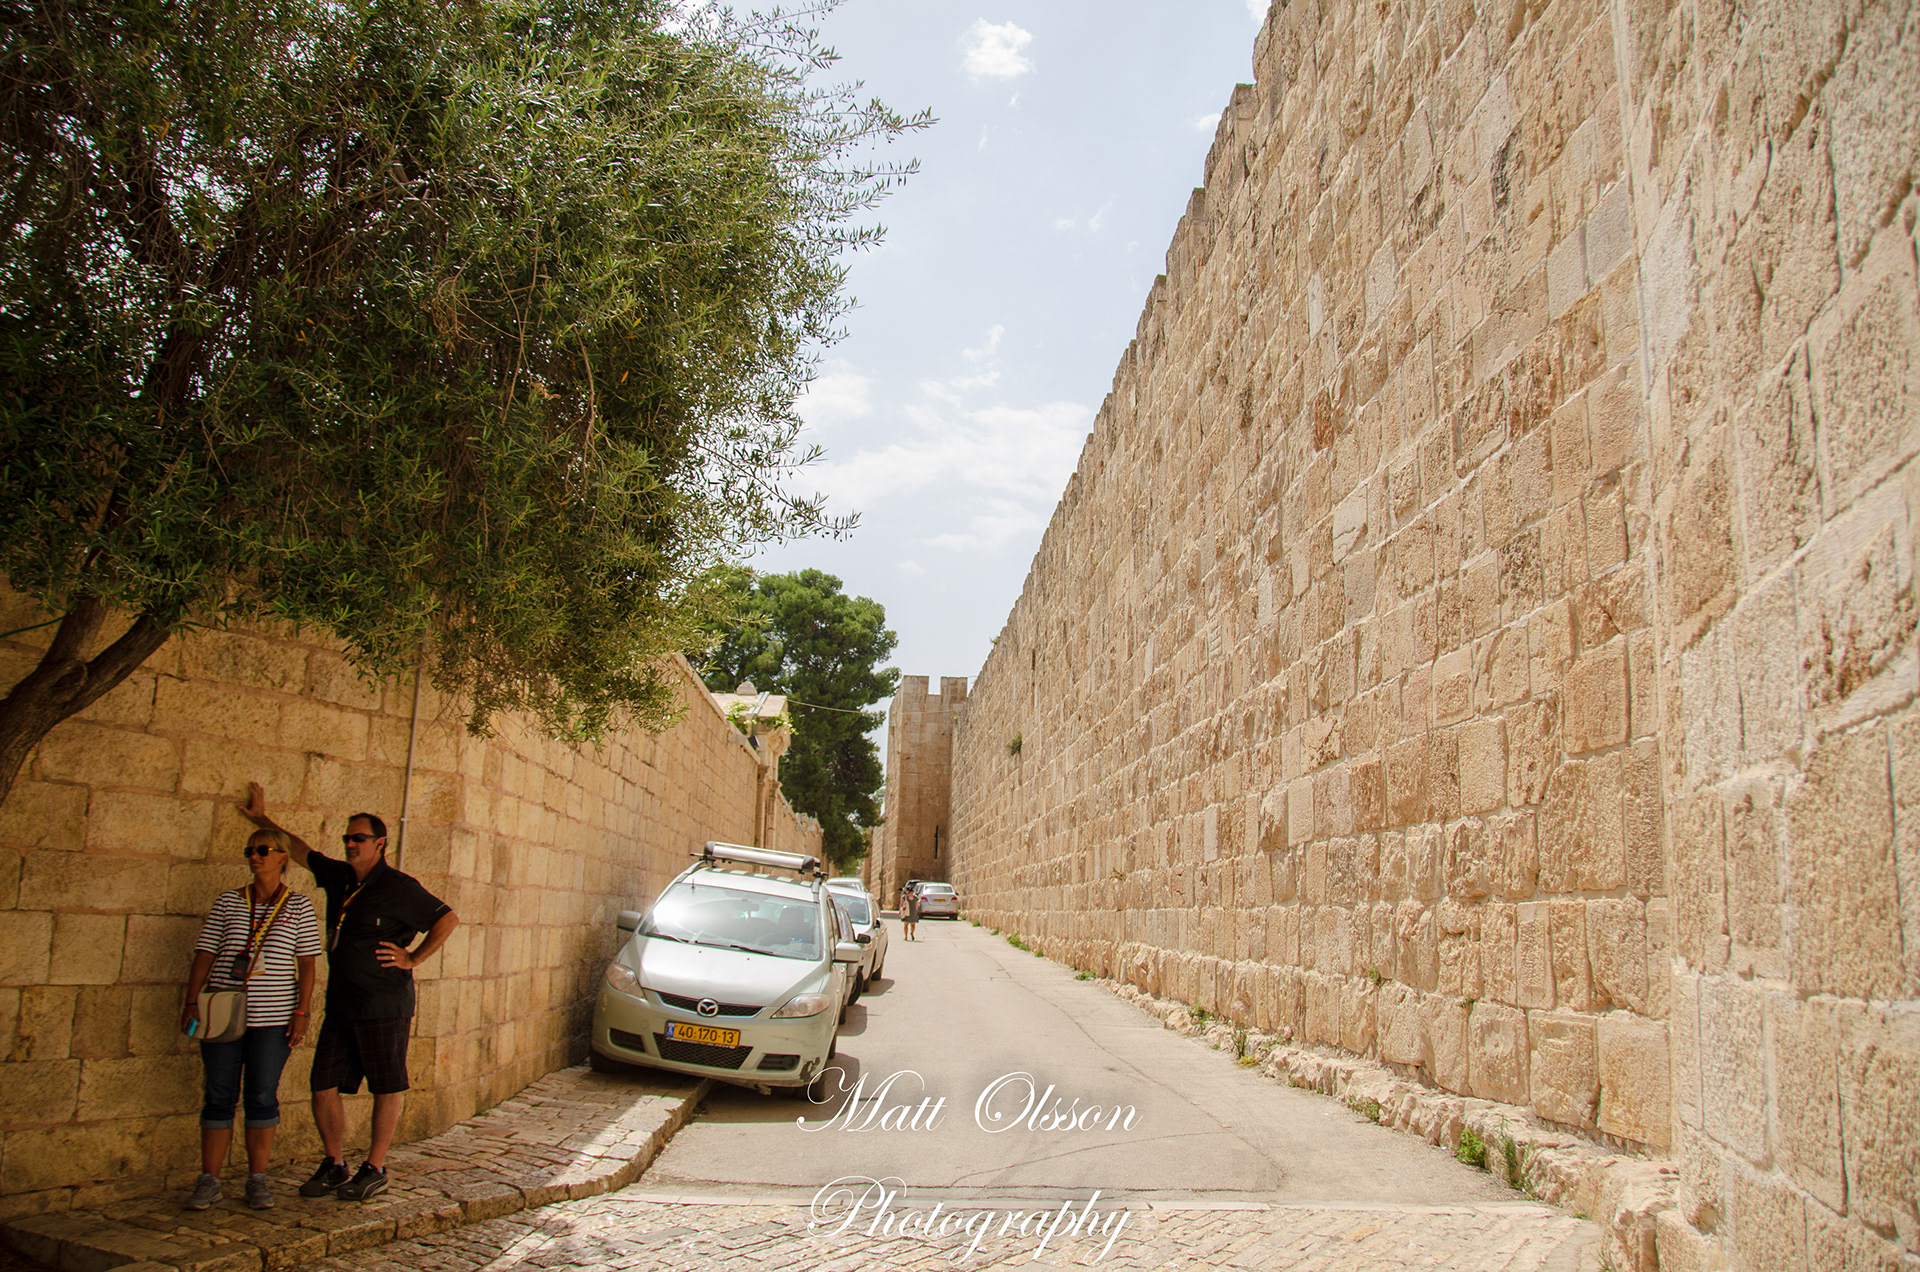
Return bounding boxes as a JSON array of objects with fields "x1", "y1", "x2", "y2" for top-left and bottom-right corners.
[{"x1": 864, "y1": 675, "x2": 966, "y2": 901}]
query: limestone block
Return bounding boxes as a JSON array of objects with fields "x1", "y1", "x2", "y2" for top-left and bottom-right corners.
[
  {"x1": 1765, "y1": 991, "x2": 1844, "y2": 1213},
  {"x1": 1623, "y1": 741, "x2": 1664, "y2": 898},
  {"x1": 1737, "y1": 350, "x2": 1821, "y2": 577},
  {"x1": 177, "y1": 628, "x2": 308, "y2": 694},
  {"x1": 1837, "y1": 1003, "x2": 1920, "y2": 1252},
  {"x1": 1724, "y1": 788, "x2": 1784, "y2": 975},
  {"x1": 1529, "y1": 1010, "x2": 1599, "y2": 1128},
  {"x1": 280, "y1": 698, "x2": 371, "y2": 761},
  {"x1": 151, "y1": 675, "x2": 279, "y2": 741},
  {"x1": 70, "y1": 985, "x2": 132, "y2": 1060},
  {"x1": 1457, "y1": 717, "x2": 1506, "y2": 813},
  {"x1": 1424, "y1": 993, "x2": 1471, "y2": 1094},
  {"x1": 1540, "y1": 752, "x2": 1624, "y2": 891},
  {"x1": 0, "y1": 1058, "x2": 80, "y2": 1124},
  {"x1": 0, "y1": 1120, "x2": 156, "y2": 1194},
  {"x1": 48, "y1": 912, "x2": 125, "y2": 986},
  {"x1": 34, "y1": 722, "x2": 179, "y2": 791},
  {"x1": 0, "y1": 910, "x2": 53, "y2": 986},
  {"x1": 1468, "y1": 1000, "x2": 1529, "y2": 1106},
  {"x1": 1664, "y1": 430, "x2": 1740, "y2": 644},
  {"x1": 1378, "y1": 982, "x2": 1424, "y2": 1065},
  {"x1": 1786, "y1": 726, "x2": 1905, "y2": 1000},
  {"x1": 1516, "y1": 902, "x2": 1553, "y2": 1009},
  {"x1": 1587, "y1": 898, "x2": 1650, "y2": 1014},
  {"x1": 1700, "y1": 976, "x2": 1767, "y2": 1164},
  {"x1": 1505, "y1": 695, "x2": 1560, "y2": 806},
  {"x1": 1722, "y1": 1157, "x2": 1810, "y2": 1272},
  {"x1": 1795, "y1": 490, "x2": 1917, "y2": 723},
  {"x1": 1597, "y1": 1014, "x2": 1670, "y2": 1149},
  {"x1": 1549, "y1": 901, "x2": 1591, "y2": 1011},
  {"x1": 1563, "y1": 640, "x2": 1629, "y2": 754},
  {"x1": 18, "y1": 853, "x2": 168, "y2": 914},
  {"x1": 1668, "y1": 789, "x2": 1728, "y2": 971},
  {"x1": 1806, "y1": 1195, "x2": 1913, "y2": 1272},
  {"x1": 120, "y1": 914, "x2": 203, "y2": 983},
  {"x1": 86, "y1": 791, "x2": 214, "y2": 858},
  {"x1": 0, "y1": 782, "x2": 89, "y2": 854}
]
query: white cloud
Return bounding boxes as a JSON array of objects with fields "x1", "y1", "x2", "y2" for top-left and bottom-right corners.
[
  {"x1": 798, "y1": 326, "x2": 1092, "y2": 552},
  {"x1": 1247, "y1": 0, "x2": 1267, "y2": 19},
  {"x1": 795, "y1": 362, "x2": 872, "y2": 429},
  {"x1": 1053, "y1": 216, "x2": 1076, "y2": 230},
  {"x1": 963, "y1": 20, "x2": 1034, "y2": 79},
  {"x1": 897, "y1": 560, "x2": 927, "y2": 576},
  {"x1": 1193, "y1": 111, "x2": 1222, "y2": 131},
  {"x1": 1088, "y1": 200, "x2": 1113, "y2": 232}
]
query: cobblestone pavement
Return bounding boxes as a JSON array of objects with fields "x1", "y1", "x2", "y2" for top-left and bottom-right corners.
[{"x1": 299, "y1": 1189, "x2": 1602, "y2": 1271}]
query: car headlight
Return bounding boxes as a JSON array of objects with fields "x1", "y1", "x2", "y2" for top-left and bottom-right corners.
[
  {"x1": 771, "y1": 991, "x2": 833, "y2": 1018},
  {"x1": 604, "y1": 962, "x2": 641, "y2": 994}
]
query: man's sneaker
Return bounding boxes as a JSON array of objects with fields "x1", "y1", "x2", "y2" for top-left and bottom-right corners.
[
  {"x1": 298, "y1": 1158, "x2": 351, "y2": 1198},
  {"x1": 184, "y1": 1172, "x2": 222, "y2": 1210},
  {"x1": 334, "y1": 1163, "x2": 388, "y2": 1202},
  {"x1": 245, "y1": 1173, "x2": 274, "y2": 1209}
]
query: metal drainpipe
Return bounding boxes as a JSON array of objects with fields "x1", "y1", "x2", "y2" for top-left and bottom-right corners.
[{"x1": 395, "y1": 658, "x2": 425, "y2": 871}]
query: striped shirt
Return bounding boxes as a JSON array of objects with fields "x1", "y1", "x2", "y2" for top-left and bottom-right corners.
[{"x1": 195, "y1": 888, "x2": 323, "y2": 1027}]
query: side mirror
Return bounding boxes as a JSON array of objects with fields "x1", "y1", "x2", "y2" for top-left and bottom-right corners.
[
  {"x1": 616, "y1": 910, "x2": 643, "y2": 933},
  {"x1": 855, "y1": 932, "x2": 872, "y2": 945},
  {"x1": 833, "y1": 941, "x2": 862, "y2": 964}
]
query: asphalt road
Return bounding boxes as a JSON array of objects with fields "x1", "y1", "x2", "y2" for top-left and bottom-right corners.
[{"x1": 638, "y1": 915, "x2": 1515, "y2": 1208}]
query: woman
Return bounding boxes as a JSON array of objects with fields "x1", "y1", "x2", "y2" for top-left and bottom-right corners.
[
  {"x1": 900, "y1": 882, "x2": 920, "y2": 941},
  {"x1": 179, "y1": 827, "x2": 322, "y2": 1210}
]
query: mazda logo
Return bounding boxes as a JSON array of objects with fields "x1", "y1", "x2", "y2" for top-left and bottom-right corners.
[{"x1": 697, "y1": 998, "x2": 720, "y2": 1017}]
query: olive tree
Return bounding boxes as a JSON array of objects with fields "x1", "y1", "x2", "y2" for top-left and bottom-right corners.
[{"x1": 0, "y1": 0, "x2": 925, "y2": 802}]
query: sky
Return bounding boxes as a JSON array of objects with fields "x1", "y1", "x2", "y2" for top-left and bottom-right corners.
[{"x1": 747, "y1": 1, "x2": 1269, "y2": 714}]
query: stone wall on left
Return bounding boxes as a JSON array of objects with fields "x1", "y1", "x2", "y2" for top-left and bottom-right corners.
[{"x1": 0, "y1": 587, "x2": 820, "y2": 1217}]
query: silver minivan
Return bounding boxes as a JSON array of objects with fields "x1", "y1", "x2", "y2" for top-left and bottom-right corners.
[{"x1": 591, "y1": 843, "x2": 867, "y2": 1099}]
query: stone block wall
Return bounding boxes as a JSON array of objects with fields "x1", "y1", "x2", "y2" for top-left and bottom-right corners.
[
  {"x1": 0, "y1": 589, "x2": 819, "y2": 1216},
  {"x1": 866, "y1": 676, "x2": 967, "y2": 900},
  {"x1": 948, "y1": 1, "x2": 1920, "y2": 1268}
]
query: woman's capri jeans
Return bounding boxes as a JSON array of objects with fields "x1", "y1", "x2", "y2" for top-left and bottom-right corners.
[{"x1": 200, "y1": 1025, "x2": 294, "y2": 1129}]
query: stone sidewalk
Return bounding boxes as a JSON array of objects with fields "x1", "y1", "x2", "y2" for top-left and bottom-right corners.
[
  {"x1": 3, "y1": 1067, "x2": 710, "y2": 1272},
  {"x1": 295, "y1": 1191, "x2": 1604, "y2": 1272}
]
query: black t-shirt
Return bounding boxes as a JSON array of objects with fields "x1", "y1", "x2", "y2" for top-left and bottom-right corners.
[{"x1": 306, "y1": 852, "x2": 451, "y2": 1020}]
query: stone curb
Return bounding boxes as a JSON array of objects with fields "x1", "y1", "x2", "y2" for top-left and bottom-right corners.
[
  {"x1": 3, "y1": 1067, "x2": 712, "y2": 1272},
  {"x1": 1097, "y1": 981, "x2": 1684, "y2": 1272}
]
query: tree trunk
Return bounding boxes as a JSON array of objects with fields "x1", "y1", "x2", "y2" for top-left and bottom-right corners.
[{"x1": 0, "y1": 595, "x2": 173, "y2": 806}]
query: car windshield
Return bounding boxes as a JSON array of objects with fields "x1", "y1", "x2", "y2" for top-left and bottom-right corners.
[
  {"x1": 833, "y1": 893, "x2": 873, "y2": 925},
  {"x1": 640, "y1": 881, "x2": 822, "y2": 960}
]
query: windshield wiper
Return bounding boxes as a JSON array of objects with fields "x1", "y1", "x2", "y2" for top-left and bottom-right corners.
[
  {"x1": 697, "y1": 940, "x2": 779, "y2": 956},
  {"x1": 642, "y1": 931, "x2": 690, "y2": 944}
]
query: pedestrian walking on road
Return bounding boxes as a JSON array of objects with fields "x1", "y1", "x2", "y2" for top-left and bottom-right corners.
[
  {"x1": 179, "y1": 827, "x2": 322, "y2": 1211},
  {"x1": 240, "y1": 784, "x2": 460, "y2": 1202},
  {"x1": 900, "y1": 883, "x2": 920, "y2": 941}
]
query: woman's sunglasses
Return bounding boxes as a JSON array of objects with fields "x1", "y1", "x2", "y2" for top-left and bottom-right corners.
[{"x1": 243, "y1": 844, "x2": 286, "y2": 858}]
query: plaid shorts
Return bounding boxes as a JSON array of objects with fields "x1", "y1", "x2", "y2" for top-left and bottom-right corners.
[{"x1": 310, "y1": 1014, "x2": 413, "y2": 1095}]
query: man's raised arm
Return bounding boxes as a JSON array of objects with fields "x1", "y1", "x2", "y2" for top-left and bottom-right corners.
[{"x1": 238, "y1": 782, "x2": 315, "y2": 869}]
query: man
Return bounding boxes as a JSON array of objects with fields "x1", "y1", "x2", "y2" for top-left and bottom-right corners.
[{"x1": 239, "y1": 783, "x2": 459, "y2": 1202}]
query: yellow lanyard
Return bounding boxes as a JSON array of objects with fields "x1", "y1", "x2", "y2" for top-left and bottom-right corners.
[
  {"x1": 329, "y1": 879, "x2": 369, "y2": 951},
  {"x1": 235, "y1": 886, "x2": 289, "y2": 980}
]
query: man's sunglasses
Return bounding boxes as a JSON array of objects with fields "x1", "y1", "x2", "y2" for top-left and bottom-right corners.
[
  {"x1": 342, "y1": 833, "x2": 379, "y2": 845},
  {"x1": 243, "y1": 844, "x2": 285, "y2": 858}
]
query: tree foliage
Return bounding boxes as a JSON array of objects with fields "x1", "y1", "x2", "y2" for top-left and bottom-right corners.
[
  {"x1": 701, "y1": 567, "x2": 896, "y2": 868},
  {"x1": 0, "y1": 0, "x2": 926, "y2": 801}
]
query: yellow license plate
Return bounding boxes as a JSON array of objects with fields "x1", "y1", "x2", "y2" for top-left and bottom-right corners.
[{"x1": 665, "y1": 1021, "x2": 740, "y2": 1047}]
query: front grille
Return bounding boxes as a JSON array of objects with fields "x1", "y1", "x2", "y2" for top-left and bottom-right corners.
[
  {"x1": 658, "y1": 991, "x2": 762, "y2": 1017},
  {"x1": 654, "y1": 1034, "x2": 752, "y2": 1069},
  {"x1": 757, "y1": 1053, "x2": 799, "y2": 1072},
  {"x1": 608, "y1": 1027, "x2": 650, "y2": 1053}
]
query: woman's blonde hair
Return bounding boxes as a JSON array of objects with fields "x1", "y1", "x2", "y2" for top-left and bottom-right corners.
[{"x1": 247, "y1": 827, "x2": 291, "y2": 855}]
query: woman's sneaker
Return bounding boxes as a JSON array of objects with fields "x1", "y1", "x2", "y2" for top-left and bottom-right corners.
[
  {"x1": 334, "y1": 1163, "x2": 388, "y2": 1201},
  {"x1": 184, "y1": 1173, "x2": 222, "y2": 1210},
  {"x1": 298, "y1": 1158, "x2": 351, "y2": 1198},
  {"x1": 245, "y1": 1174, "x2": 274, "y2": 1209}
]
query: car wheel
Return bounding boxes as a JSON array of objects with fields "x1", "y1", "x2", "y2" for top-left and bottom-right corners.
[
  {"x1": 787, "y1": 1069, "x2": 831, "y2": 1102},
  {"x1": 588, "y1": 1048, "x2": 629, "y2": 1074}
]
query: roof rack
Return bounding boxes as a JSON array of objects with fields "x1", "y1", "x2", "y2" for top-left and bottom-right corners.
[{"x1": 697, "y1": 841, "x2": 822, "y2": 877}]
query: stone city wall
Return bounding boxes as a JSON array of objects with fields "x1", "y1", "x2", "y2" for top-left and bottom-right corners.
[
  {"x1": 865, "y1": 676, "x2": 967, "y2": 901},
  {"x1": 949, "y1": 1, "x2": 1920, "y2": 1269},
  {"x1": 0, "y1": 588, "x2": 819, "y2": 1216}
]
